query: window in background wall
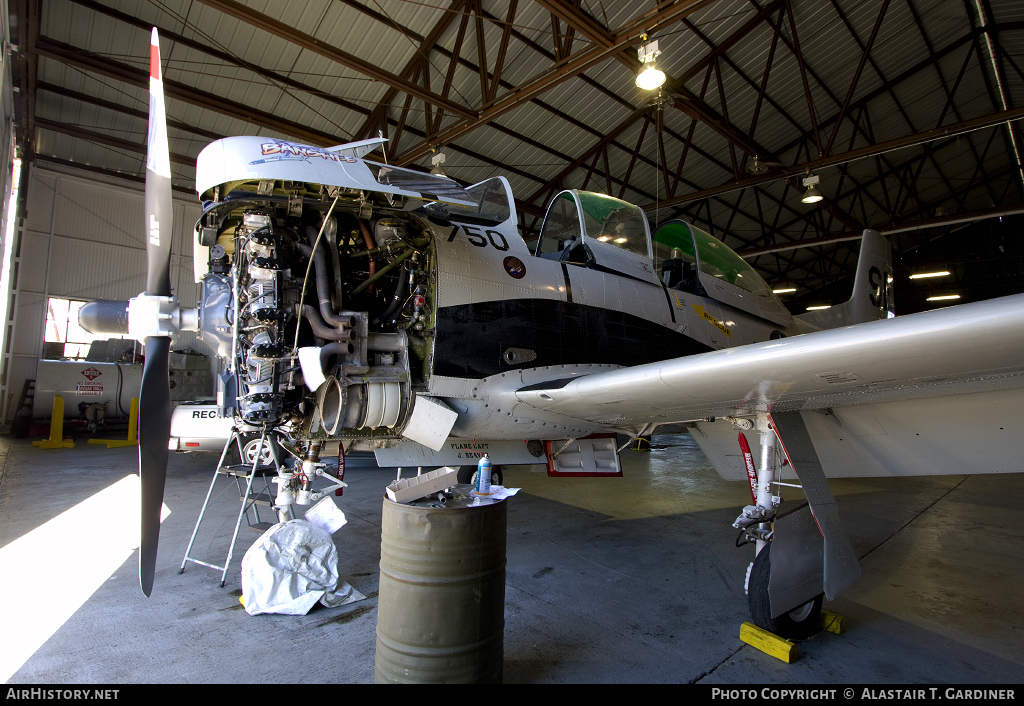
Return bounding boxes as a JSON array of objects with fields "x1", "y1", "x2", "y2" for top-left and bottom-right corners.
[{"x1": 44, "y1": 297, "x2": 127, "y2": 359}]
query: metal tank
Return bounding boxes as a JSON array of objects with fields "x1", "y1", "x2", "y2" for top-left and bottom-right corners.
[{"x1": 375, "y1": 487, "x2": 507, "y2": 683}]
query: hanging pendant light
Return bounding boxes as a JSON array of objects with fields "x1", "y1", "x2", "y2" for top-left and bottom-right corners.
[
  {"x1": 429, "y1": 150, "x2": 447, "y2": 177},
  {"x1": 801, "y1": 173, "x2": 824, "y2": 203},
  {"x1": 636, "y1": 35, "x2": 666, "y2": 90}
]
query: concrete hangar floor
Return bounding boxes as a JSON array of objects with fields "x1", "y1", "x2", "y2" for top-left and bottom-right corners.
[{"x1": 0, "y1": 432, "x2": 1021, "y2": 684}]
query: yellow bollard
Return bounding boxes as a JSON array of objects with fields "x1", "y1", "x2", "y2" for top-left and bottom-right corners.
[
  {"x1": 88, "y1": 397, "x2": 139, "y2": 448},
  {"x1": 32, "y1": 396, "x2": 75, "y2": 449}
]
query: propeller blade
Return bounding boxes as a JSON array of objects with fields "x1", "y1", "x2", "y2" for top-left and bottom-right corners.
[
  {"x1": 145, "y1": 28, "x2": 172, "y2": 299},
  {"x1": 139, "y1": 336, "x2": 171, "y2": 596},
  {"x1": 138, "y1": 27, "x2": 174, "y2": 596}
]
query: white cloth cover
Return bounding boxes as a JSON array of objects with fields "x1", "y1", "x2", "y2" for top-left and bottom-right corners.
[{"x1": 241, "y1": 519, "x2": 365, "y2": 616}]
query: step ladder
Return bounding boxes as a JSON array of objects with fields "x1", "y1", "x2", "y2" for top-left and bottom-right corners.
[
  {"x1": 179, "y1": 428, "x2": 283, "y2": 587},
  {"x1": 13, "y1": 379, "x2": 35, "y2": 437}
]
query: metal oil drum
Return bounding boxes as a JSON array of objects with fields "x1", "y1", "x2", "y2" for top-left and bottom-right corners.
[{"x1": 375, "y1": 486, "x2": 507, "y2": 683}]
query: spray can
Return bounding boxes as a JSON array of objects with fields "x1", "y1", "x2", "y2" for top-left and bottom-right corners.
[{"x1": 475, "y1": 454, "x2": 492, "y2": 494}]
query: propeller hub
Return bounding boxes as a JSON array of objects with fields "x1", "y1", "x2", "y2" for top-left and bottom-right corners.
[{"x1": 127, "y1": 294, "x2": 199, "y2": 341}]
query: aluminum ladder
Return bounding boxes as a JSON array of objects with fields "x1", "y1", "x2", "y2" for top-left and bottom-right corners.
[{"x1": 179, "y1": 427, "x2": 282, "y2": 587}]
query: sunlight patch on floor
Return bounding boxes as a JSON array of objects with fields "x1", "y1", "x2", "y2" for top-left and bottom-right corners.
[{"x1": 0, "y1": 475, "x2": 170, "y2": 683}]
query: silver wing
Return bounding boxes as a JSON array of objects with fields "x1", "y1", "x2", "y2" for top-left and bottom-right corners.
[{"x1": 516, "y1": 293, "x2": 1024, "y2": 479}]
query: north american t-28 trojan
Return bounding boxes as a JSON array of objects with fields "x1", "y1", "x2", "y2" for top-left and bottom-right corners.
[{"x1": 81, "y1": 30, "x2": 1024, "y2": 638}]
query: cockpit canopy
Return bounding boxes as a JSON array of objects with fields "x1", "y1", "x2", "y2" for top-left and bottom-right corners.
[
  {"x1": 653, "y1": 220, "x2": 790, "y2": 326},
  {"x1": 536, "y1": 190, "x2": 659, "y2": 284}
]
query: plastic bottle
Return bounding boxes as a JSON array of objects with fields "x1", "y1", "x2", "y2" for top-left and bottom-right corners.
[{"x1": 475, "y1": 454, "x2": 492, "y2": 494}]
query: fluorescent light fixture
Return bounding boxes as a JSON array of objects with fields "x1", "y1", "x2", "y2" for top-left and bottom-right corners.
[
  {"x1": 772, "y1": 287, "x2": 797, "y2": 294},
  {"x1": 926, "y1": 294, "x2": 961, "y2": 301},
  {"x1": 614, "y1": 237, "x2": 628, "y2": 244},
  {"x1": 909, "y1": 271, "x2": 950, "y2": 279},
  {"x1": 806, "y1": 305, "x2": 831, "y2": 310},
  {"x1": 597, "y1": 235, "x2": 611, "y2": 242}
]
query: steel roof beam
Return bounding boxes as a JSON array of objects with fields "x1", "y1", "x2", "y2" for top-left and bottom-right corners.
[
  {"x1": 647, "y1": 105, "x2": 1024, "y2": 209},
  {"x1": 33, "y1": 35, "x2": 551, "y2": 197},
  {"x1": 534, "y1": 0, "x2": 612, "y2": 49},
  {"x1": 192, "y1": 0, "x2": 475, "y2": 121},
  {"x1": 37, "y1": 81, "x2": 224, "y2": 141},
  {"x1": 677, "y1": 0, "x2": 786, "y2": 87},
  {"x1": 351, "y1": 0, "x2": 464, "y2": 139},
  {"x1": 391, "y1": 0, "x2": 722, "y2": 166},
  {"x1": 739, "y1": 202, "x2": 1024, "y2": 258},
  {"x1": 36, "y1": 36, "x2": 349, "y2": 147},
  {"x1": 540, "y1": 0, "x2": 783, "y2": 160},
  {"x1": 35, "y1": 117, "x2": 195, "y2": 166},
  {"x1": 770, "y1": 22, "x2": 1024, "y2": 163},
  {"x1": 343, "y1": 0, "x2": 725, "y2": 195},
  {"x1": 71, "y1": 0, "x2": 384, "y2": 128},
  {"x1": 745, "y1": 132, "x2": 1017, "y2": 273},
  {"x1": 822, "y1": 0, "x2": 891, "y2": 157},
  {"x1": 12, "y1": 0, "x2": 40, "y2": 159},
  {"x1": 36, "y1": 156, "x2": 194, "y2": 194}
]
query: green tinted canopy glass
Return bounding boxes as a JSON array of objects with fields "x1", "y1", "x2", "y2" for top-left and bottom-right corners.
[
  {"x1": 653, "y1": 221, "x2": 696, "y2": 260},
  {"x1": 575, "y1": 192, "x2": 651, "y2": 257},
  {"x1": 655, "y1": 221, "x2": 773, "y2": 298}
]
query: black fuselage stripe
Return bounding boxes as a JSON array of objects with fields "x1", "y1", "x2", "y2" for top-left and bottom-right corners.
[
  {"x1": 433, "y1": 299, "x2": 713, "y2": 379},
  {"x1": 560, "y1": 263, "x2": 573, "y2": 304},
  {"x1": 662, "y1": 284, "x2": 676, "y2": 323}
]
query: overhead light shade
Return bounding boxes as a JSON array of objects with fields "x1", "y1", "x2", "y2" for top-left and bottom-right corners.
[
  {"x1": 636, "y1": 62, "x2": 666, "y2": 90},
  {"x1": 636, "y1": 37, "x2": 666, "y2": 90},
  {"x1": 801, "y1": 184, "x2": 824, "y2": 203},
  {"x1": 430, "y1": 150, "x2": 447, "y2": 176}
]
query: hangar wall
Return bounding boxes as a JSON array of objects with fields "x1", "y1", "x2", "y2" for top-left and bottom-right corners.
[
  {"x1": 1, "y1": 165, "x2": 210, "y2": 422},
  {"x1": 0, "y1": 0, "x2": 16, "y2": 417}
]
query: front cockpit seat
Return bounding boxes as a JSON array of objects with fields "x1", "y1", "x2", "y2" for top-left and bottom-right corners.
[
  {"x1": 662, "y1": 259, "x2": 703, "y2": 295},
  {"x1": 661, "y1": 258, "x2": 683, "y2": 288}
]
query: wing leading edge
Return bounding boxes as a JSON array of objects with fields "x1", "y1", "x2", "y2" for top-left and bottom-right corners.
[{"x1": 516, "y1": 293, "x2": 1024, "y2": 443}]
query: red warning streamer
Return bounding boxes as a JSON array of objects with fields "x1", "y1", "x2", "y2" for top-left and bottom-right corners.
[{"x1": 737, "y1": 433, "x2": 758, "y2": 504}]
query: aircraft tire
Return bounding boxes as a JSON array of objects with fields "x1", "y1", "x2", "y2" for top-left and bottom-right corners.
[
  {"x1": 457, "y1": 465, "x2": 503, "y2": 487},
  {"x1": 747, "y1": 542, "x2": 823, "y2": 640},
  {"x1": 238, "y1": 433, "x2": 276, "y2": 467}
]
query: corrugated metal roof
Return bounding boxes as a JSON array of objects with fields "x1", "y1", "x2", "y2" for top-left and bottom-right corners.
[{"x1": 17, "y1": 0, "x2": 1024, "y2": 290}]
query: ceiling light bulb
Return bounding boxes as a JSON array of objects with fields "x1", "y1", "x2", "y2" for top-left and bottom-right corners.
[
  {"x1": 636, "y1": 62, "x2": 666, "y2": 90},
  {"x1": 801, "y1": 184, "x2": 823, "y2": 203}
]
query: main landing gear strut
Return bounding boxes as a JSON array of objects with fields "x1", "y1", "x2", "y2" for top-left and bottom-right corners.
[{"x1": 732, "y1": 412, "x2": 826, "y2": 640}]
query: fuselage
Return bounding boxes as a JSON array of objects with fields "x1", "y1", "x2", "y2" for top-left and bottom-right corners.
[{"x1": 427, "y1": 205, "x2": 794, "y2": 440}]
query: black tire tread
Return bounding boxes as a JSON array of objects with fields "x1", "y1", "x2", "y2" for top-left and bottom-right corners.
[{"x1": 747, "y1": 543, "x2": 823, "y2": 640}]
